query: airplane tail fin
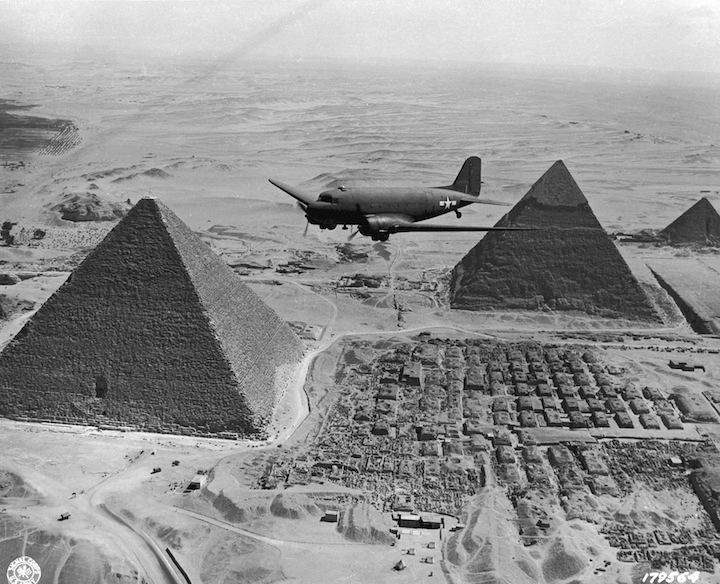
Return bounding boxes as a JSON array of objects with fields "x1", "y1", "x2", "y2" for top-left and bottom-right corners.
[{"x1": 446, "y1": 156, "x2": 481, "y2": 196}]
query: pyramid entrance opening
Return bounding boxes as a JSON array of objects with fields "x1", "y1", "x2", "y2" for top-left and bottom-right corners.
[{"x1": 95, "y1": 375, "x2": 108, "y2": 398}]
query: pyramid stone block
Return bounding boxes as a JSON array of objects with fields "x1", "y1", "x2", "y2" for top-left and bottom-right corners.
[
  {"x1": 450, "y1": 161, "x2": 659, "y2": 321},
  {"x1": 661, "y1": 197, "x2": 720, "y2": 245},
  {"x1": 0, "y1": 198, "x2": 303, "y2": 436}
]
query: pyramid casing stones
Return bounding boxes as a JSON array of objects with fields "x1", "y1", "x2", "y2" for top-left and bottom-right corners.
[
  {"x1": 0, "y1": 199, "x2": 303, "y2": 436},
  {"x1": 661, "y1": 197, "x2": 720, "y2": 245},
  {"x1": 450, "y1": 161, "x2": 659, "y2": 321}
]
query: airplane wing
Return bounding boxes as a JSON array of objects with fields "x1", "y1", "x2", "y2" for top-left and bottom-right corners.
[
  {"x1": 268, "y1": 179, "x2": 316, "y2": 208},
  {"x1": 390, "y1": 223, "x2": 534, "y2": 233},
  {"x1": 365, "y1": 213, "x2": 533, "y2": 234}
]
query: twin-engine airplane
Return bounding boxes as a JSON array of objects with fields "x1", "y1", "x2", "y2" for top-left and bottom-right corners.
[{"x1": 269, "y1": 156, "x2": 524, "y2": 241}]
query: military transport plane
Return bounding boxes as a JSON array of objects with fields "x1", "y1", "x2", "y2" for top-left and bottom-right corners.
[{"x1": 269, "y1": 156, "x2": 521, "y2": 241}]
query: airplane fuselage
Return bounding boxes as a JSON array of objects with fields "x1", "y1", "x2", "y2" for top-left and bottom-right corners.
[
  {"x1": 306, "y1": 186, "x2": 471, "y2": 228},
  {"x1": 268, "y1": 156, "x2": 514, "y2": 241}
]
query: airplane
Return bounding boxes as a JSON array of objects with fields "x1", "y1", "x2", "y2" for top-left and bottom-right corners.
[{"x1": 269, "y1": 156, "x2": 526, "y2": 241}]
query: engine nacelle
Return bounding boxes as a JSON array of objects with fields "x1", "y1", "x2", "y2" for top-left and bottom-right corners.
[{"x1": 364, "y1": 215, "x2": 399, "y2": 233}]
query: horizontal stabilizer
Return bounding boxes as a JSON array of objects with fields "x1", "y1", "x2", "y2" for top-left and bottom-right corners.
[
  {"x1": 454, "y1": 194, "x2": 510, "y2": 207},
  {"x1": 268, "y1": 179, "x2": 315, "y2": 209}
]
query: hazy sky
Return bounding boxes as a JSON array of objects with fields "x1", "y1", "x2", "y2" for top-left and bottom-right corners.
[{"x1": 3, "y1": 0, "x2": 720, "y2": 73}]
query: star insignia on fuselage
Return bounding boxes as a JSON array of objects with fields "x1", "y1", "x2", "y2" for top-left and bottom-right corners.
[{"x1": 439, "y1": 196, "x2": 456, "y2": 210}]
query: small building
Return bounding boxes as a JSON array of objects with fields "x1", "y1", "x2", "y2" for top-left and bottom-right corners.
[
  {"x1": 622, "y1": 386, "x2": 643, "y2": 400},
  {"x1": 404, "y1": 361, "x2": 424, "y2": 386},
  {"x1": 354, "y1": 408, "x2": 372, "y2": 422},
  {"x1": 605, "y1": 398, "x2": 626, "y2": 413},
  {"x1": 591, "y1": 411, "x2": 609, "y2": 427},
  {"x1": 661, "y1": 414, "x2": 684, "y2": 430},
  {"x1": 598, "y1": 386, "x2": 618, "y2": 399},
  {"x1": 586, "y1": 398, "x2": 604, "y2": 412},
  {"x1": 377, "y1": 386, "x2": 399, "y2": 400},
  {"x1": 668, "y1": 456, "x2": 684, "y2": 467},
  {"x1": 557, "y1": 386, "x2": 577, "y2": 399},
  {"x1": 393, "y1": 493, "x2": 415, "y2": 513},
  {"x1": 563, "y1": 398, "x2": 580, "y2": 413},
  {"x1": 541, "y1": 396, "x2": 557, "y2": 410},
  {"x1": 321, "y1": 510, "x2": 339, "y2": 523},
  {"x1": 544, "y1": 410, "x2": 563, "y2": 427},
  {"x1": 579, "y1": 386, "x2": 597, "y2": 400},
  {"x1": 523, "y1": 446, "x2": 543, "y2": 463},
  {"x1": 493, "y1": 428, "x2": 513, "y2": 446},
  {"x1": 496, "y1": 445, "x2": 516, "y2": 464},
  {"x1": 516, "y1": 429, "x2": 538, "y2": 445},
  {"x1": 520, "y1": 411, "x2": 538, "y2": 428},
  {"x1": 188, "y1": 473, "x2": 207, "y2": 490},
  {"x1": 669, "y1": 360, "x2": 705, "y2": 372},
  {"x1": 517, "y1": 396, "x2": 534, "y2": 411},
  {"x1": 398, "y1": 514, "x2": 421, "y2": 528},
  {"x1": 492, "y1": 398, "x2": 511, "y2": 413},
  {"x1": 643, "y1": 387, "x2": 664, "y2": 401},
  {"x1": 639, "y1": 414, "x2": 661, "y2": 430},
  {"x1": 372, "y1": 422, "x2": 390, "y2": 436},
  {"x1": 417, "y1": 425, "x2": 437, "y2": 441},
  {"x1": 493, "y1": 411, "x2": 512, "y2": 426},
  {"x1": 420, "y1": 514, "x2": 442, "y2": 529},
  {"x1": 548, "y1": 446, "x2": 574, "y2": 466},
  {"x1": 464, "y1": 366, "x2": 484, "y2": 391},
  {"x1": 568, "y1": 411, "x2": 587, "y2": 428},
  {"x1": 629, "y1": 399, "x2": 651, "y2": 415},
  {"x1": 615, "y1": 412, "x2": 633, "y2": 428}
]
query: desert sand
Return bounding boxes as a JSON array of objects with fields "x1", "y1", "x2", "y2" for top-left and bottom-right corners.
[{"x1": 1, "y1": 51, "x2": 720, "y2": 584}]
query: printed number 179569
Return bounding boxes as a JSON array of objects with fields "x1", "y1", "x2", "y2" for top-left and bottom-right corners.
[{"x1": 642, "y1": 572, "x2": 700, "y2": 583}]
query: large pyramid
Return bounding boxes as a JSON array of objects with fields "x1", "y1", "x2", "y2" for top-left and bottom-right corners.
[
  {"x1": 661, "y1": 197, "x2": 720, "y2": 245},
  {"x1": 450, "y1": 161, "x2": 659, "y2": 321},
  {"x1": 0, "y1": 199, "x2": 303, "y2": 436}
]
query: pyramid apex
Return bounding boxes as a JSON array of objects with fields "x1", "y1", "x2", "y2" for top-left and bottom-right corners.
[
  {"x1": 524, "y1": 160, "x2": 588, "y2": 208},
  {"x1": 504, "y1": 161, "x2": 601, "y2": 228}
]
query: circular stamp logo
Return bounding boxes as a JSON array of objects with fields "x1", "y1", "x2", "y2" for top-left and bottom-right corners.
[{"x1": 6, "y1": 557, "x2": 41, "y2": 584}]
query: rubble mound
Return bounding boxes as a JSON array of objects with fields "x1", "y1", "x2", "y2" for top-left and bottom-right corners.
[
  {"x1": 0, "y1": 273, "x2": 21, "y2": 285},
  {"x1": 141, "y1": 168, "x2": 170, "y2": 179},
  {"x1": 0, "y1": 198, "x2": 303, "y2": 436},
  {"x1": 661, "y1": 197, "x2": 720, "y2": 245},
  {"x1": 336, "y1": 502, "x2": 394, "y2": 544},
  {"x1": 450, "y1": 160, "x2": 659, "y2": 322},
  {"x1": 269, "y1": 493, "x2": 321, "y2": 519},
  {"x1": 541, "y1": 537, "x2": 586, "y2": 582},
  {"x1": 46, "y1": 191, "x2": 130, "y2": 222},
  {"x1": 211, "y1": 492, "x2": 269, "y2": 524}
]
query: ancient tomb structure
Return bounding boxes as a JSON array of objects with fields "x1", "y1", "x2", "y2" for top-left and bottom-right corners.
[
  {"x1": 661, "y1": 197, "x2": 720, "y2": 245},
  {"x1": 450, "y1": 160, "x2": 659, "y2": 321},
  {"x1": 0, "y1": 198, "x2": 302, "y2": 436}
]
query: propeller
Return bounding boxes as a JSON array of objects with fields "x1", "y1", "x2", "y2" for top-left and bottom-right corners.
[{"x1": 293, "y1": 201, "x2": 310, "y2": 237}]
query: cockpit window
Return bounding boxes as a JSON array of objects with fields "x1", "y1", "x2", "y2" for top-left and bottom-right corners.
[{"x1": 318, "y1": 193, "x2": 333, "y2": 203}]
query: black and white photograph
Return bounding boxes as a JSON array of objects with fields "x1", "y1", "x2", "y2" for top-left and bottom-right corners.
[{"x1": 1, "y1": 1, "x2": 719, "y2": 583}]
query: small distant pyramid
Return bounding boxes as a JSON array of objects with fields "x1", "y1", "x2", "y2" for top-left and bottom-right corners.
[
  {"x1": 450, "y1": 161, "x2": 659, "y2": 321},
  {"x1": 661, "y1": 197, "x2": 720, "y2": 245},
  {"x1": 0, "y1": 198, "x2": 303, "y2": 436}
]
